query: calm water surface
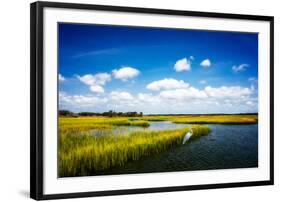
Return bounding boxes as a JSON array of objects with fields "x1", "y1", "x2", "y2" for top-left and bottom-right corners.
[
  {"x1": 88, "y1": 121, "x2": 189, "y2": 136},
  {"x1": 90, "y1": 122, "x2": 258, "y2": 175}
]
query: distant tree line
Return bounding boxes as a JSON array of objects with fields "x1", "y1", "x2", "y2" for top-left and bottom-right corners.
[
  {"x1": 59, "y1": 110, "x2": 143, "y2": 117},
  {"x1": 59, "y1": 110, "x2": 78, "y2": 117}
]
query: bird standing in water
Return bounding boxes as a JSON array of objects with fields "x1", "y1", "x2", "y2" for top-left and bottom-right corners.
[{"x1": 182, "y1": 128, "x2": 193, "y2": 144}]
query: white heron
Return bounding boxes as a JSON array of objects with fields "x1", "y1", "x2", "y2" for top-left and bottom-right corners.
[{"x1": 182, "y1": 128, "x2": 193, "y2": 144}]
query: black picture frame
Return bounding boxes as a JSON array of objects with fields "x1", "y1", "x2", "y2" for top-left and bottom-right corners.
[{"x1": 30, "y1": 1, "x2": 274, "y2": 200}]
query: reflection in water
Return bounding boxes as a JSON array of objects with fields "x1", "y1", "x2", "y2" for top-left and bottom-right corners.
[{"x1": 88, "y1": 121, "x2": 190, "y2": 137}]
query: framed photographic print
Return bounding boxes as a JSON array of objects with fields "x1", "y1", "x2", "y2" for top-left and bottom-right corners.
[{"x1": 30, "y1": 1, "x2": 274, "y2": 200}]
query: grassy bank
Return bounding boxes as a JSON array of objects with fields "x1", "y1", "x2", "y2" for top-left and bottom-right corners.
[
  {"x1": 170, "y1": 115, "x2": 258, "y2": 124},
  {"x1": 59, "y1": 117, "x2": 150, "y2": 134},
  {"x1": 59, "y1": 125, "x2": 211, "y2": 177},
  {"x1": 58, "y1": 114, "x2": 255, "y2": 177},
  {"x1": 115, "y1": 114, "x2": 258, "y2": 124}
]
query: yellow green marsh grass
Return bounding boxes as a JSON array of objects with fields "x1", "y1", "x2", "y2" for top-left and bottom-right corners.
[
  {"x1": 130, "y1": 114, "x2": 257, "y2": 124},
  {"x1": 189, "y1": 125, "x2": 212, "y2": 140},
  {"x1": 59, "y1": 117, "x2": 150, "y2": 134},
  {"x1": 59, "y1": 125, "x2": 211, "y2": 177},
  {"x1": 58, "y1": 114, "x2": 254, "y2": 177},
  {"x1": 140, "y1": 116, "x2": 169, "y2": 121},
  {"x1": 170, "y1": 115, "x2": 258, "y2": 125}
]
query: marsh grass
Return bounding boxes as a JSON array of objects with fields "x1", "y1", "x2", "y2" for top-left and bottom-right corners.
[
  {"x1": 127, "y1": 115, "x2": 257, "y2": 124},
  {"x1": 170, "y1": 115, "x2": 258, "y2": 125},
  {"x1": 59, "y1": 117, "x2": 150, "y2": 133},
  {"x1": 141, "y1": 116, "x2": 168, "y2": 121},
  {"x1": 58, "y1": 114, "x2": 254, "y2": 177},
  {"x1": 130, "y1": 120, "x2": 150, "y2": 127},
  {"x1": 189, "y1": 125, "x2": 211, "y2": 141},
  {"x1": 59, "y1": 125, "x2": 211, "y2": 177}
]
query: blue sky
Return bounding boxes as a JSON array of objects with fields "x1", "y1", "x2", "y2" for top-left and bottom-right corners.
[{"x1": 58, "y1": 23, "x2": 258, "y2": 114}]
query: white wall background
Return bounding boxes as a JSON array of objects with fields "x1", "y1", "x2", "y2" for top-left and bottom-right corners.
[{"x1": 0, "y1": 0, "x2": 279, "y2": 201}]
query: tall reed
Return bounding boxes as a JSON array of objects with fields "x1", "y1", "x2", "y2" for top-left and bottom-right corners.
[
  {"x1": 59, "y1": 117, "x2": 150, "y2": 133},
  {"x1": 59, "y1": 125, "x2": 211, "y2": 177},
  {"x1": 171, "y1": 115, "x2": 258, "y2": 124}
]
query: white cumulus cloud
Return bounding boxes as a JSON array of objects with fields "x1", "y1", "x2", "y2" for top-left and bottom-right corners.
[
  {"x1": 110, "y1": 91, "x2": 134, "y2": 101},
  {"x1": 146, "y1": 78, "x2": 189, "y2": 91},
  {"x1": 112, "y1": 67, "x2": 140, "y2": 81},
  {"x1": 232, "y1": 64, "x2": 249, "y2": 73},
  {"x1": 77, "y1": 73, "x2": 111, "y2": 94},
  {"x1": 205, "y1": 86, "x2": 252, "y2": 98},
  {"x1": 137, "y1": 93, "x2": 160, "y2": 104},
  {"x1": 109, "y1": 91, "x2": 140, "y2": 108},
  {"x1": 59, "y1": 91, "x2": 108, "y2": 111},
  {"x1": 77, "y1": 73, "x2": 111, "y2": 86},
  {"x1": 90, "y1": 85, "x2": 104, "y2": 93},
  {"x1": 59, "y1": 81, "x2": 257, "y2": 114},
  {"x1": 59, "y1": 74, "x2": 65, "y2": 82},
  {"x1": 159, "y1": 87, "x2": 208, "y2": 100},
  {"x1": 174, "y1": 58, "x2": 191, "y2": 72},
  {"x1": 200, "y1": 59, "x2": 211, "y2": 67}
]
